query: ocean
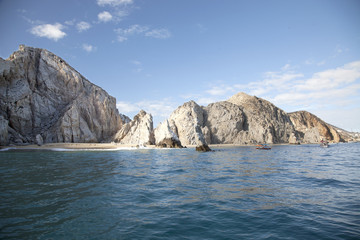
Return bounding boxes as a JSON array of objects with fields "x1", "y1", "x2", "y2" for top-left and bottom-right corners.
[{"x1": 1, "y1": 143, "x2": 359, "y2": 239}]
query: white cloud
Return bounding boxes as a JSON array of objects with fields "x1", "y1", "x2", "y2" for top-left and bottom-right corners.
[
  {"x1": 123, "y1": 24, "x2": 149, "y2": 35},
  {"x1": 115, "y1": 25, "x2": 171, "y2": 42},
  {"x1": 116, "y1": 101, "x2": 139, "y2": 113},
  {"x1": 116, "y1": 99, "x2": 178, "y2": 126},
  {"x1": 97, "y1": 0, "x2": 133, "y2": 6},
  {"x1": 198, "y1": 61, "x2": 360, "y2": 122},
  {"x1": 30, "y1": 23, "x2": 66, "y2": 41},
  {"x1": 206, "y1": 85, "x2": 234, "y2": 96},
  {"x1": 82, "y1": 44, "x2": 96, "y2": 52},
  {"x1": 64, "y1": 20, "x2": 75, "y2": 26},
  {"x1": 76, "y1": 21, "x2": 91, "y2": 32},
  {"x1": 145, "y1": 28, "x2": 171, "y2": 39},
  {"x1": 296, "y1": 61, "x2": 360, "y2": 91},
  {"x1": 117, "y1": 36, "x2": 128, "y2": 42},
  {"x1": 98, "y1": 11, "x2": 113, "y2": 22}
]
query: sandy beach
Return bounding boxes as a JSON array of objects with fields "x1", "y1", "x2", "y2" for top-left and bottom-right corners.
[
  {"x1": 0, "y1": 143, "x2": 258, "y2": 151},
  {"x1": 0, "y1": 143, "x2": 155, "y2": 151}
]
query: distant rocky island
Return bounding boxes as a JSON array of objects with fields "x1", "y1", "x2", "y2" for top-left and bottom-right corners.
[{"x1": 0, "y1": 45, "x2": 358, "y2": 148}]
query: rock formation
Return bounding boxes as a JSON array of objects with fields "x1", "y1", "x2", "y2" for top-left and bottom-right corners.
[
  {"x1": 113, "y1": 110, "x2": 155, "y2": 145},
  {"x1": 288, "y1": 111, "x2": 344, "y2": 143},
  {"x1": 0, "y1": 45, "x2": 353, "y2": 147},
  {"x1": 0, "y1": 45, "x2": 127, "y2": 145},
  {"x1": 154, "y1": 120, "x2": 183, "y2": 148},
  {"x1": 155, "y1": 92, "x2": 300, "y2": 146},
  {"x1": 227, "y1": 92, "x2": 298, "y2": 144}
]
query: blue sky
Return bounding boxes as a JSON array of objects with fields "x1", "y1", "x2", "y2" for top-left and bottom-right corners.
[{"x1": 1, "y1": 0, "x2": 360, "y2": 131}]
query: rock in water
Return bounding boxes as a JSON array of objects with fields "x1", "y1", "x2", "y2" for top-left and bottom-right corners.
[
  {"x1": 114, "y1": 110, "x2": 155, "y2": 146},
  {"x1": 154, "y1": 120, "x2": 183, "y2": 148},
  {"x1": 195, "y1": 144, "x2": 212, "y2": 152},
  {"x1": 166, "y1": 101, "x2": 206, "y2": 146},
  {"x1": 0, "y1": 45, "x2": 127, "y2": 145}
]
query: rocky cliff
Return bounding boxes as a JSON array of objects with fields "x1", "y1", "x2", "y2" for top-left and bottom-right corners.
[
  {"x1": 227, "y1": 92, "x2": 299, "y2": 144},
  {"x1": 0, "y1": 45, "x2": 352, "y2": 147},
  {"x1": 154, "y1": 92, "x2": 300, "y2": 146},
  {"x1": 288, "y1": 111, "x2": 345, "y2": 143},
  {"x1": 0, "y1": 45, "x2": 127, "y2": 145}
]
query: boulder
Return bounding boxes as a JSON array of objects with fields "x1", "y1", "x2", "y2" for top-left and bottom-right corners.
[
  {"x1": 154, "y1": 119, "x2": 183, "y2": 148},
  {"x1": 195, "y1": 144, "x2": 212, "y2": 152},
  {"x1": 35, "y1": 134, "x2": 43, "y2": 146}
]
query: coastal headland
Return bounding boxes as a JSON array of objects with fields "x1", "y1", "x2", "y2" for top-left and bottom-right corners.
[{"x1": 1, "y1": 46, "x2": 359, "y2": 149}]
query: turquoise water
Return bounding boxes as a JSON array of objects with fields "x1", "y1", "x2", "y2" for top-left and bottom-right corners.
[{"x1": 1, "y1": 144, "x2": 360, "y2": 239}]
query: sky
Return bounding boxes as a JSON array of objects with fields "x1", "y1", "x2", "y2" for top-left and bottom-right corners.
[{"x1": 1, "y1": 0, "x2": 360, "y2": 132}]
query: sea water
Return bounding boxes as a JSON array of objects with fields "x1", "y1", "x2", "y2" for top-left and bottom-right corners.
[{"x1": 0, "y1": 143, "x2": 359, "y2": 239}]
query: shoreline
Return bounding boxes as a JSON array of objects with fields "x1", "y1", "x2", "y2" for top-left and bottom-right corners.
[
  {"x1": 0, "y1": 142, "x2": 259, "y2": 151},
  {"x1": 0, "y1": 142, "x2": 326, "y2": 151},
  {"x1": 1, "y1": 141, "x2": 355, "y2": 151}
]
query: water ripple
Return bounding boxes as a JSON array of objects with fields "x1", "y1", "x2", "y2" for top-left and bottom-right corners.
[{"x1": 1, "y1": 144, "x2": 360, "y2": 239}]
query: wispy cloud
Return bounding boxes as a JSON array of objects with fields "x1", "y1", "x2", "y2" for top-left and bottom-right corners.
[
  {"x1": 206, "y1": 85, "x2": 235, "y2": 96},
  {"x1": 30, "y1": 23, "x2": 66, "y2": 41},
  {"x1": 115, "y1": 24, "x2": 171, "y2": 42},
  {"x1": 76, "y1": 21, "x2": 91, "y2": 32},
  {"x1": 194, "y1": 61, "x2": 360, "y2": 117},
  {"x1": 82, "y1": 43, "x2": 96, "y2": 52},
  {"x1": 98, "y1": 11, "x2": 113, "y2": 22},
  {"x1": 130, "y1": 60, "x2": 143, "y2": 72},
  {"x1": 97, "y1": 0, "x2": 133, "y2": 7},
  {"x1": 145, "y1": 28, "x2": 171, "y2": 39},
  {"x1": 116, "y1": 99, "x2": 178, "y2": 124}
]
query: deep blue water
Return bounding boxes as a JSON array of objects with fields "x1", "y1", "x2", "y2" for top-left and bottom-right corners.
[{"x1": 1, "y1": 143, "x2": 360, "y2": 239}]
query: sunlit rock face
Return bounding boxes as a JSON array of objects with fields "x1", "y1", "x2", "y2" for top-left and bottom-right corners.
[
  {"x1": 0, "y1": 45, "x2": 127, "y2": 145},
  {"x1": 154, "y1": 119, "x2": 183, "y2": 148},
  {"x1": 288, "y1": 111, "x2": 344, "y2": 143},
  {"x1": 114, "y1": 110, "x2": 155, "y2": 145},
  {"x1": 226, "y1": 92, "x2": 298, "y2": 144},
  {"x1": 158, "y1": 92, "x2": 300, "y2": 146}
]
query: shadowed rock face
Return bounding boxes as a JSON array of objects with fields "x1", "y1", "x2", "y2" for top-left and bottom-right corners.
[
  {"x1": 0, "y1": 45, "x2": 127, "y2": 145},
  {"x1": 288, "y1": 111, "x2": 344, "y2": 143}
]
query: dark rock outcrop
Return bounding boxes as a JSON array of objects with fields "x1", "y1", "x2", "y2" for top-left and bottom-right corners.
[{"x1": 157, "y1": 138, "x2": 183, "y2": 148}]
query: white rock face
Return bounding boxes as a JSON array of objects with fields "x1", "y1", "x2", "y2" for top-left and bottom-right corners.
[
  {"x1": 114, "y1": 110, "x2": 154, "y2": 145},
  {"x1": 0, "y1": 45, "x2": 127, "y2": 145},
  {"x1": 157, "y1": 93, "x2": 301, "y2": 146},
  {"x1": 166, "y1": 101, "x2": 207, "y2": 146},
  {"x1": 154, "y1": 120, "x2": 179, "y2": 145}
]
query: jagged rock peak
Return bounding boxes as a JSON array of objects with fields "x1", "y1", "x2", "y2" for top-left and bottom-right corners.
[{"x1": 113, "y1": 110, "x2": 155, "y2": 146}]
